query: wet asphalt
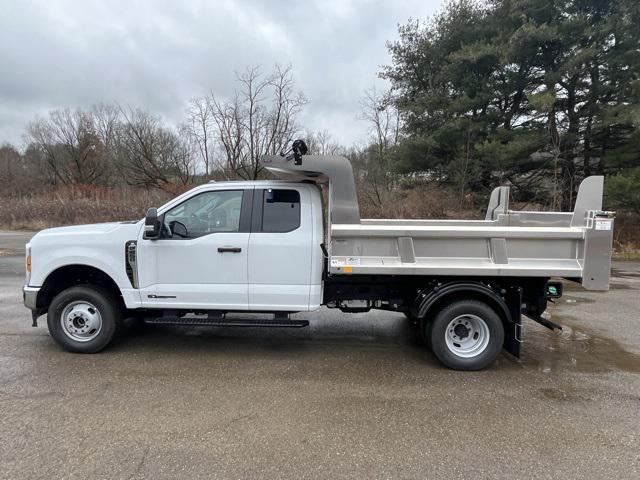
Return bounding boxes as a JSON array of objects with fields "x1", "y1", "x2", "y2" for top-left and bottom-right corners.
[{"x1": 1, "y1": 231, "x2": 639, "y2": 479}]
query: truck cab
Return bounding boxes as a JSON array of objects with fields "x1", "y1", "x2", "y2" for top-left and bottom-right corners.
[{"x1": 135, "y1": 181, "x2": 324, "y2": 312}]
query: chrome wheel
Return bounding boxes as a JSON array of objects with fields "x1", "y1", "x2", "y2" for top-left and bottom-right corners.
[
  {"x1": 60, "y1": 301, "x2": 103, "y2": 342},
  {"x1": 444, "y1": 314, "x2": 490, "y2": 358}
]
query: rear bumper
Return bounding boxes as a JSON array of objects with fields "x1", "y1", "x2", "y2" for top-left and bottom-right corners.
[{"x1": 23, "y1": 286, "x2": 40, "y2": 310}]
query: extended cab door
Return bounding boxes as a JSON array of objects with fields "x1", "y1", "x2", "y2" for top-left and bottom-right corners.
[
  {"x1": 248, "y1": 187, "x2": 315, "y2": 311},
  {"x1": 136, "y1": 187, "x2": 253, "y2": 310}
]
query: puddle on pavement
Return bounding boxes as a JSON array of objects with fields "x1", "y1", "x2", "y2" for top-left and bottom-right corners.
[
  {"x1": 608, "y1": 282, "x2": 636, "y2": 290},
  {"x1": 562, "y1": 280, "x2": 635, "y2": 293},
  {"x1": 562, "y1": 296, "x2": 595, "y2": 304},
  {"x1": 524, "y1": 315, "x2": 640, "y2": 374},
  {"x1": 611, "y1": 268, "x2": 640, "y2": 279},
  {"x1": 536, "y1": 386, "x2": 595, "y2": 402}
]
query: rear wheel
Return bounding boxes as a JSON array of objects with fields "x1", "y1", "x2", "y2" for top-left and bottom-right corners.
[
  {"x1": 428, "y1": 299, "x2": 504, "y2": 371},
  {"x1": 47, "y1": 285, "x2": 121, "y2": 353}
]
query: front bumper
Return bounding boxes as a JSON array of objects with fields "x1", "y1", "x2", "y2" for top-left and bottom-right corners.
[{"x1": 23, "y1": 286, "x2": 40, "y2": 310}]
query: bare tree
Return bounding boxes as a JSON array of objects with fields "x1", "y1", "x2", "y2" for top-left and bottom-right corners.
[
  {"x1": 208, "y1": 64, "x2": 307, "y2": 179},
  {"x1": 181, "y1": 96, "x2": 215, "y2": 177},
  {"x1": 116, "y1": 107, "x2": 194, "y2": 190},
  {"x1": 306, "y1": 129, "x2": 344, "y2": 155},
  {"x1": 0, "y1": 144, "x2": 39, "y2": 196},
  {"x1": 0, "y1": 144, "x2": 21, "y2": 190},
  {"x1": 360, "y1": 87, "x2": 400, "y2": 156},
  {"x1": 262, "y1": 64, "x2": 307, "y2": 156},
  {"x1": 209, "y1": 93, "x2": 247, "y2": 179},
  {"x1": 173, "y1": 135, "x2": 196, "y2": 186},
  {"x1": 26, "y1": 108, "x2": 106, "y2": 185},
  {"x1": 359, "y1": 87, "x2": 401, "y2": 205},
  {"x1": 91, "y1": 103, "x2": 122, "y2": 185},
  {"x1": 92, "y1": 103, "x2": 121, "y2": 149}
]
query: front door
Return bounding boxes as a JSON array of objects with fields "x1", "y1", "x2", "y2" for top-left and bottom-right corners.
[{"x1": 137, "y1": 187, "x2": 252, "y2": 310}]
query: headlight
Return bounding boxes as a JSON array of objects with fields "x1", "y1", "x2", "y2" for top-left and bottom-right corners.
[{"x1": 25, "y1": 244, "x2": 31, "y2": 285}]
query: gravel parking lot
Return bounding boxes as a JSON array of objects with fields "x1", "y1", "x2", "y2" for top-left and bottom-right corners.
[{"x1": 1, "y1": 231, "x2": 639, "y2": 479}]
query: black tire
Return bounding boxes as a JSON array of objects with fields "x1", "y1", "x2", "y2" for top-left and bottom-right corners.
[
  {"x1": 427, "y1": 299, "x2": 504, "y2": 371},
  {"x1": 47, "y1": 285, "x2": 121, "y2": 353}
]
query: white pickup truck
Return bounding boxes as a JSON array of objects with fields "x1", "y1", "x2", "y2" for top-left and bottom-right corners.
[{"x1": 23, "y1": 147, "x2": 615, "y2": 370}]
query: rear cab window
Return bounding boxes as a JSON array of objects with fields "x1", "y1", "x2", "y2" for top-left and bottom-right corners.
[{"x1": 261, "y1": 189, "x2": 301, "y2": 232}]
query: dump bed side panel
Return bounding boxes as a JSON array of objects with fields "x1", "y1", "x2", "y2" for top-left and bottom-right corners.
[
  {"x1": 330, "y1": 224, "x2": 585, "y2": 278},
  {"x1": 330, "y1": 177, "x2": 613, "y2": 291}
]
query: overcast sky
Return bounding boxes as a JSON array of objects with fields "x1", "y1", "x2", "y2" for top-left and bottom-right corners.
[{"x1": 0, "y1": 0, "x2": 442, "y2": 149}]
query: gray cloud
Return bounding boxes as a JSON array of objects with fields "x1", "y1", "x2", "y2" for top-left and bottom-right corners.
[{"x1": 0, "y1": 0, "x2": 442, "y2": 148}]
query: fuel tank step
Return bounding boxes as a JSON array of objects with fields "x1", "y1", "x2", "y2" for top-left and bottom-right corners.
[{"x1": 143, "y1": 317, "x2": 309, "y2": 328}]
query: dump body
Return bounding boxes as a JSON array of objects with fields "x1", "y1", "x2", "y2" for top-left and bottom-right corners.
[{"x1": 262, "y1": 155, "x2": 614, "y2": 291}]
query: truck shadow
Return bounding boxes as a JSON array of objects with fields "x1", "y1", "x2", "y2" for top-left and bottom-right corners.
[
  {"x1": 114, "y1": 313, "x2": 640, "y2": 375},
  {"x1": 114, "y1": 315, "x2": 444, "y2": 367}
]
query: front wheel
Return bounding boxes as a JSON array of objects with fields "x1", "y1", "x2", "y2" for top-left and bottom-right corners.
[
  {"x1": 427, "y1": 299, "x2": 504, "y2": 371},
  {"x1": 47, "y1": 285, "x2": 121, "y2": 353}
]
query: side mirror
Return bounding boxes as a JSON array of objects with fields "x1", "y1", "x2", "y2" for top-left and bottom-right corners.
[
  {"x1": 144, "y1": 207, "x2": 160, "y2": 239},
  {"x1": 169, "y1": 220, "x2": 188, "y2": 238}
]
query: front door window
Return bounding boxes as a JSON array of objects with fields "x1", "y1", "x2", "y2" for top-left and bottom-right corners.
[{"x1": 162, "y1": 190, "x2": 244, "y2": 239}]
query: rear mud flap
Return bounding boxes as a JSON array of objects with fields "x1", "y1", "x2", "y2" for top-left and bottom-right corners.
[{"x1": 503, "y1": 287, "x2": 523, "y2": 358}]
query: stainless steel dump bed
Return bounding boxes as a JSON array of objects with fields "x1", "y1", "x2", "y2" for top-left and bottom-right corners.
[{"x1": 261, "y1": 154, "x2": 614, "y2": 291}]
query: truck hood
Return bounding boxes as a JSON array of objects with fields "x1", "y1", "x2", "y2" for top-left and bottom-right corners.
[
  {"x1": 30, "y1": 221, "x2": 142, "y2": 245},
  {"x1": 26, "y1": 220, "x2": 144, "y2": 290}
]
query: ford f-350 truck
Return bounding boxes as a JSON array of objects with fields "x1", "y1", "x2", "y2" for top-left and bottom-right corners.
[{"x1": 23, "y1": 150, "x2": 615, "y2": 370}]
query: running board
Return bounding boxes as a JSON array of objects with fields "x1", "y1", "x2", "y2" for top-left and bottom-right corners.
[{"x1": 144, "y1": 317, "x2": 309, "y2": 328}]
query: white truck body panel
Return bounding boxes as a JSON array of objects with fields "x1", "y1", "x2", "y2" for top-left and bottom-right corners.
[
  {"x1": 26, "y1": 181, "x2": 325, "y2": 312},
  {"x1": 136, "y1": 181, "x2": 323, "y2": 311},
  {"x1": 137, "y1": 230, "x2": 251, "y2": 309},
  {"x1": 247, "y1": 185, "x2": 316, "y2": 311},
  {"x1": 27, "y1": 222, "x2": 144, "y2": 308},
  {"x1": 136, "y1": 183, "x2": 252, "y2": 310},
  {"x1": 248, "y1": 183, "x2": 324, "y2": 311}
]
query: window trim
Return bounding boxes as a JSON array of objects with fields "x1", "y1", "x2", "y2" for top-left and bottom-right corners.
[
  {"x1": 157, "y1": 188, "x2": 253, "y2": 240},
  {"x1": 251, "y1": 188, "x2": 301, "y2": 233}
]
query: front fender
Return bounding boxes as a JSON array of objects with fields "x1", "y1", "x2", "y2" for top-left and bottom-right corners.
[{"x1": 32, "y1": 250, "x2": 129, "y2": 290}]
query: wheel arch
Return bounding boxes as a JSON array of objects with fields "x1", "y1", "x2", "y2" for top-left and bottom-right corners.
[
  {"x1": 414, "y1": 281, "x2": 514, "y2": 330},
  {"x1": 37, "y1": 264, "x2": 124, "y2": 312}
]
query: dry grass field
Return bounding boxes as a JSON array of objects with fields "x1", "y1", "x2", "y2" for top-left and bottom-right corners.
[{"x1": 1, "y1": 183, "x2": 638, "y2": 257}]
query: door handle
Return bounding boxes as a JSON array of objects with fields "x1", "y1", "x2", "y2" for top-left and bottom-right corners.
[{"x1": 218, "y1": 247, "x2": 242, "y2": 253}]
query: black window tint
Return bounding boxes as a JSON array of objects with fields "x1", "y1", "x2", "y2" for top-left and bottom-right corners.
[{"x1": 262, "y1": 189, "x2": 300, "y2": 232}]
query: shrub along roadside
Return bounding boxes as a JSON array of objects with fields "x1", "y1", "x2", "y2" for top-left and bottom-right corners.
[
  {"x1": 0, "y1": 186, "x2": 173, "y2": 230},
  {"x1": 1, "y1": 184, "x2": 637, "y2": 257}
]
